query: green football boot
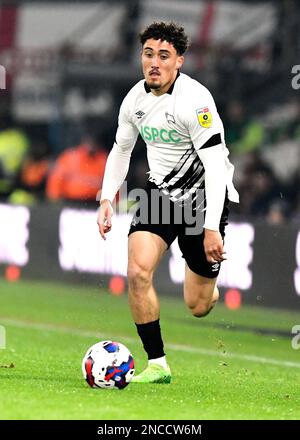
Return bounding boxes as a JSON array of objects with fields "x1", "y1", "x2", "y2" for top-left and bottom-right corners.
[{"x1": 132, "y1": 363, "x2": 171, "y2": 384}]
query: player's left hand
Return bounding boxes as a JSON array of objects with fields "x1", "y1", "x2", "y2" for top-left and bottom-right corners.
[{"x1": 203, "y1": 229, "x2": 226, "y2": 264}]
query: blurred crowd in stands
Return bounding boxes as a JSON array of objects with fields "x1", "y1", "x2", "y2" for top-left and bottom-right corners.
[
  {"x1": 0, "y1": 96, "x2": 299, "y2": 225},
  {"x1": 0, "y1": 114, "x2": 108, "y2": 208},
  {"x1": 223, "y1": 97, "x2": 300, "y2": 225}
]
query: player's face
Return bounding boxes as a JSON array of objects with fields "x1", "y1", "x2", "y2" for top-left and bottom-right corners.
[{"x1": 141, "y1": 39, "x2": 184, "y2": 96}]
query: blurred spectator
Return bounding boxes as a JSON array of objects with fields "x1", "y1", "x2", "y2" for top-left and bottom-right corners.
[
  {"x1": 8, "y1": 138, "x2": 52, "y2": 205},
  {"x1": 225, "y1": 101, "x2": 265, "y2": 155},
  {"x1": 234, "y1": 152, "x2": 283, "y2": 218},
  {"x1": 46, "y1": 132, "x2": 107, "y2": 205},
  {"x1": 268, "y1": 98, "x2": 300, "y2": 144},
  {"x1": 0, "y1": 114, "x2": 29, "y2": 199},
  {"x1": 249, "y1": 167, "x2": 281, "y2": 217},
  {"x1": 266, "y1": 199, "x2": 289, "y2": 225},
  {"x1": 19, "y1": 139, "x2": 50, "y2": 199}
]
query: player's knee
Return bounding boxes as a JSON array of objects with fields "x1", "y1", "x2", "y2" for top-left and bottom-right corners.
[
  {"x1": 190, "y1": 302, "x2": 213, "y2": 318},
  {"x1": 127, "y1": 263, "x2": 152, "y2": 291},
  {"x1": 189, "y1": 287, "x2": 219, "y2": 317}
]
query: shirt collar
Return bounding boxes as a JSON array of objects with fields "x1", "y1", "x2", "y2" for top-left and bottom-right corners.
[{"x1": 144, "y1": 71, "x2": 180, "y2": 95}]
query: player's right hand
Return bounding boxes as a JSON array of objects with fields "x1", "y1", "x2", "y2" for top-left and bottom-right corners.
[
  {"x1": 203, "y1": 228, "x2": 226, "y2": 264},
  {"x1": 97, "y1": 199, "x2": 113, "y2": 240}
]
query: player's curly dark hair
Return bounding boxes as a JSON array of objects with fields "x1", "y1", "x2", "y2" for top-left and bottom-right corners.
[{"x1": 139, "y1": 22, "x2": 189, "y2": 55}]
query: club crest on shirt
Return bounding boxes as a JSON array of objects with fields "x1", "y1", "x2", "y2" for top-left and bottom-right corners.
[
  {"x1": 165, "y1": 112, "x2": 176, "y2": 124},
  {"x1": 196, "y1": 107, "x2": 212, "y2": 128}
]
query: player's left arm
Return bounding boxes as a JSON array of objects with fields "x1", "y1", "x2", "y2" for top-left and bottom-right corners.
[{"x1": 186, "y1": 89, "x2": 228, "y2": 264}]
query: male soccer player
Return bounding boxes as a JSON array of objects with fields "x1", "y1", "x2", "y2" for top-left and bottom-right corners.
[{"x1": 97, "y1": 22, "x2": 239, "y2": 383}]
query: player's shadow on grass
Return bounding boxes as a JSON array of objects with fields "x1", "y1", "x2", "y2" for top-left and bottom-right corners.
[{"x1": 167, "y1": 317, "x2": 292, "y2": 339}]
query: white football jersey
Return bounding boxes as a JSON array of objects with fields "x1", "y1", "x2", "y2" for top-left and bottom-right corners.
[{"x1": 101, "y1": 72, "x2": 239, "y2": 230}]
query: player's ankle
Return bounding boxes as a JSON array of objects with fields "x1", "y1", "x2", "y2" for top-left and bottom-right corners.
[{"x1": 148, "y1": 356, "x2": 168, "y2": 369}]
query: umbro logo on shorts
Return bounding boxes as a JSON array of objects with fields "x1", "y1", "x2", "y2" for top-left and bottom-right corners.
[{"x1": 211, "y1": 263, "x2": 220, "y2": 271}]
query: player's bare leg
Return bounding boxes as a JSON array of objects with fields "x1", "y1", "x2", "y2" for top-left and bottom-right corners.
[
  {"x1": 128, "y1": 231, "x2": 171, "y2": 383},
  {"x1": 184, "y1": 263, "x2": 219, "y2": 318},
  {"x1": 128, "y1": 231, "x2": 166, "y2": 323}
]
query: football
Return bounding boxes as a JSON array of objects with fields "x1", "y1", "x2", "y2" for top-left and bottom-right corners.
[{"x1": 82, "y1": 340, "x2": 135, "y2": 389}]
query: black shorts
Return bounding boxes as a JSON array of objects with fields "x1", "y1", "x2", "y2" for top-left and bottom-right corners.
[{"x1": 128, "y1": 182, "x2": 229, "y2": 278}]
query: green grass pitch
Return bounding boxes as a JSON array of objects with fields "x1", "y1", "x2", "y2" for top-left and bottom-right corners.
[{"x1": 1, "y1": 278, "x2": 300, "y2": 420}]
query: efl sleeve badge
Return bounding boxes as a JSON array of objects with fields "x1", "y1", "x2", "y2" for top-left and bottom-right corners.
[{"x1": 196, "y1": 107, "x2": 212, "y2": 128}]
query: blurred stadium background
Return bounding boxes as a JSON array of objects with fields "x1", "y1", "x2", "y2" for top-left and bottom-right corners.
[{"x1": 0, "y1": 0, "x2": 300, "y2": 420}]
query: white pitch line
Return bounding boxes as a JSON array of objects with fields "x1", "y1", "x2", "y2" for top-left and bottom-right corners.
[
  {"x1": 1, "y1": 317, "x2": 300, "y2": 369},
  {"x1": 166, "y1": 343, "x2": 300, "y2": 369}
]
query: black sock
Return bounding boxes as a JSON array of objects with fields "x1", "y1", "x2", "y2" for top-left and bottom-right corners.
[{"x1": 135, "y1": 319, "x2": 165, "y2": 360}]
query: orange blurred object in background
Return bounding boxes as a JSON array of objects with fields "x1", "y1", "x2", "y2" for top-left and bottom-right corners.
[
  {"x1": 224, "y1": 288, "x2": 242, "y2": 310},
  {"x1": 5, "y1": 265, "x2": 21, "y2": 282},
  {"x1": 109, "y1": 276, "x2": 125, "y2": 296}
]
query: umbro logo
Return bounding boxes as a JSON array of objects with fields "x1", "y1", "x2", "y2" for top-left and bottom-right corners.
[
  {"x1": 135, "y1": 110, "x2": 145, "y2": 119},
  {"x1": 211, "y1": 263, "x2": 220, "y2": 271}
]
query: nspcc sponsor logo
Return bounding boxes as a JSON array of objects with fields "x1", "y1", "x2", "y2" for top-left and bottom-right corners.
[{"x1": 140, "y1": 125, "x2": 182, "y2": 143}]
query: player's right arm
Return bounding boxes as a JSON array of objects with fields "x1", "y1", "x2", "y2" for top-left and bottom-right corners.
[{"x1": 97, "y1": 91, "x2": 139, "y2": 239}]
